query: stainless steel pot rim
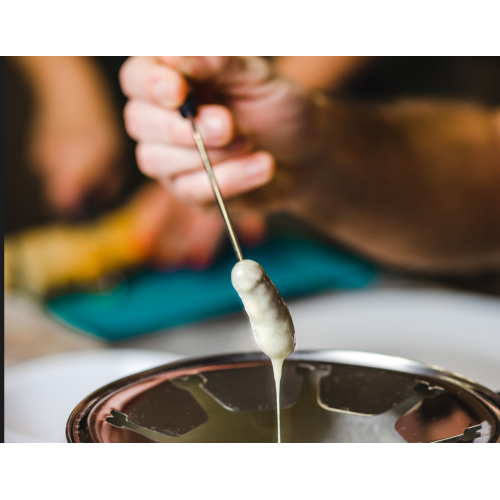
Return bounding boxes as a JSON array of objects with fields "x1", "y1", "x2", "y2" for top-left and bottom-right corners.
[
  {"x1": 78, "y1": 349, "x2": 500, "y2": 395},
  {"x1": 66, "y1": 349, "x2": 500, "y2": 443}
]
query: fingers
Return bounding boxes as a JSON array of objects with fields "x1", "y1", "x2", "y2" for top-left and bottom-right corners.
[
  {"x1": 157, "y1": 56, "x2": 272, "y2": 89},
  {"x1": 169, "y1": 151, "x2": 275, "y2": 204},
  {"x1": 157, "y1": 56, "x2": 229, "y2": 81},
  {"x1": 120, "y1": 56, "x2": 189, "y2": 108},
  {"x1": 136, "y1": 136, "x2": 251, "y2": 179},
  {"x1": 119, "y1": 56, "x2": 279, "y2": 209},
  {"x1": 121, "y1": 56, "x2": 272, "y2": 107},
  {"x1": 124, "y1": 101, "x2": 234, "y2": 148}
]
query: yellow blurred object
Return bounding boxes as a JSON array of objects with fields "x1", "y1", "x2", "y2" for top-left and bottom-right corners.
[
  {"x1": 4, "y1": 239, "x2": 17, "y2": 290},
  {"x1": 4, "y1": 204, "x2": 149, "y2": 296}
]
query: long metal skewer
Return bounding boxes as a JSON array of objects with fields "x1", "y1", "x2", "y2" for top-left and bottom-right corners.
[{"x1": 188, "y1": 116, "x2": 244, "y2": 262}]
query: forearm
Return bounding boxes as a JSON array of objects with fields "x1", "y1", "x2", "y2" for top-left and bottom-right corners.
[
  {"x1": 114, "y1": 55, "x2": 500, "y2": 274},
  {"x1": 292, "y1": 97, "x2": 500, "y2": 273}
]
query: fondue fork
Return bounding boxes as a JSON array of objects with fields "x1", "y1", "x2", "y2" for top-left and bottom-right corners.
[{"x1": 179, "y1": 93, "x2": 244, "y2": 262}]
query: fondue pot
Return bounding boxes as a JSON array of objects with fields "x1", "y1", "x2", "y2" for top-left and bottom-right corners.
[{"x1": 66, "y1": 350, "x2": 500, "y2": 443}]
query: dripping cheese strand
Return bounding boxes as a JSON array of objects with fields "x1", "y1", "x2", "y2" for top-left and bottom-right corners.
[{"x1": 231, "y1": 259, "x2": 296, "y2": 443}]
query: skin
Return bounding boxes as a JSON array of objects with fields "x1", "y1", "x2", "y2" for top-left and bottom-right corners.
[
  {"x1": 10, "y1": 56, "x2": 265, "y2": 270},
  {"x1": 134, "y1": 183, "x2": 267, "y2": 269},
  {"x1": 119, "y1": 56, "x2": 500, "y2": 274},
  {"x1": 274, "y1": 56, "x2": 370, "y2": 91},
  {"x1": 120, "y1": 56, "x2": 317, "y2": 207},
  {"x1": 13, "y1": 56, "x2": 126, "y2": 216}
]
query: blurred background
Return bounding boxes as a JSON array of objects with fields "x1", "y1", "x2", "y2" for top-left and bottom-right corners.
[{"x1": 4, "y1": 56, "x2": 500, "y2": 442}]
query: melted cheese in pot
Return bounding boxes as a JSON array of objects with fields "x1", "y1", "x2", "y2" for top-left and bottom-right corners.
[{"x1": 231, "y1": 259, "x2": 296, "y2": 442}]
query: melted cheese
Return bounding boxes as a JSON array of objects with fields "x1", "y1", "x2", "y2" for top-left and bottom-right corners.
[{"x1": 231, "y1": 259, "x2": 296, "y2": 442}]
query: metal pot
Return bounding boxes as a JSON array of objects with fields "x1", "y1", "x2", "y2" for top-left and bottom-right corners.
[{"x1": 66, "y1": 350, "x2": 500, "y2": 443}]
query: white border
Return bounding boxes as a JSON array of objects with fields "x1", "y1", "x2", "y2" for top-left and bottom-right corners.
[{"x1": 2, "y1": 1, "x2": 500, "y2": 55}]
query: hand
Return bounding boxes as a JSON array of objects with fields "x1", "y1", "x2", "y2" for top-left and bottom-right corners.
[
  {"x1": 119, "y1": 56, "x2": 323, "y2": 213},
  {"x1": 25, "y1": 57, "x2": 126, "y2": 217},
  {"x1": 131, "y1": 183, "x2": 267, "y2": 270},
  {"x1": 121, "y1": 57, "x2": 500, "y2": 274}
]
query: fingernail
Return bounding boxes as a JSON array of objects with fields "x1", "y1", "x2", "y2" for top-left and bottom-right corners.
[
  {"x1": 245, "y1": 155, "x2": 270, "y2": 178},
  {"x1": 200, "y1": 114, "x2": 226, "y2": 140},
  {"x1": 152, "y1": 79, "x2": 177, "y2": 107}
]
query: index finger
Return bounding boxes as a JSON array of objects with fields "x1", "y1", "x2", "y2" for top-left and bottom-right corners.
[{"x1": 119, "y1": 56, "x2": 189, "y2": 109}]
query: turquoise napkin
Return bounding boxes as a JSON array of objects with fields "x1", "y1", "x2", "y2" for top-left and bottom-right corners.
[{"x1": 46, "y1": 235, "x2": 377, "y2": 341}]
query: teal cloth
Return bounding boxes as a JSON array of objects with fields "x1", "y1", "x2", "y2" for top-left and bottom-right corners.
[{"x1": 46, "y1": 236, "x2": 378, "y2": 341}]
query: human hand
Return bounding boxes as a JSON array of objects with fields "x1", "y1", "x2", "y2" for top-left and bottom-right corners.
[
  {"x1": 26, "y1": 57, "x2": 126, "y2": 217},
  {"x1": 119, "y1": 56, "x2": 323, "y2": 213},
  {"x1": 131, "y1": 183, "x2": 267, "y2": 270}
]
